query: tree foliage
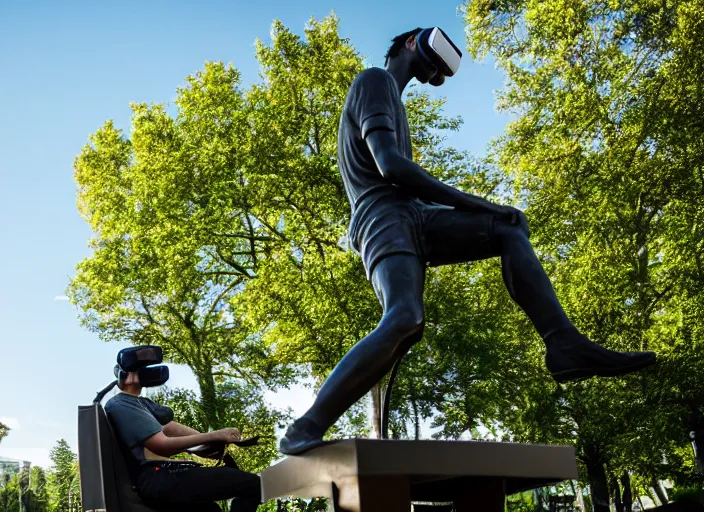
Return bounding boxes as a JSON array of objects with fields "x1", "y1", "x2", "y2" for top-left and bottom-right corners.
[
  {"x1": 46, "y1": 440, "x2": 79, "y2": 512},
  {"x1": 26, "y1": 467, "x2": 50, "y2": 512},
  {"x1": 0, "y1": 422, "x2": 8, "y2": 445},
  {"x1": 0, "y1": 472, "x2": 21, "y2": 512},
  {"x1": 462, "y1": 0, "x2": 704, "y2": 507}
]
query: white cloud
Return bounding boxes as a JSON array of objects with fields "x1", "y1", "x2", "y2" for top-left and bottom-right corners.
[
  {"x1": 54, "y1": 295, "x2": 69, "y2": 301},
  {"x1": 0, "y1": 416, "x2": 20, "y2": 430}
]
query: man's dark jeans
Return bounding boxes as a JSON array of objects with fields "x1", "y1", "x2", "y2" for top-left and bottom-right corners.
[{"x1": 135, "y1": 461, "x2": 261, "y2": 512}]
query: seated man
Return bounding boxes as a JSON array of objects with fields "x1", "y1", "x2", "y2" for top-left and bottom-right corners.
[{"x1": 105, "y1": 349, "x2": 261, "y2": 512}]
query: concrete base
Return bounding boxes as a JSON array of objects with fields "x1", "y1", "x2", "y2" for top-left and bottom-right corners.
[{"x1": 261, "y1": 439, "x2": 578, "y2": 512}]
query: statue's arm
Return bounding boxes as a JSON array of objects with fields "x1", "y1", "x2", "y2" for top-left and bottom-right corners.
[{"x1": 365, "y1": 129, "x2": 506, "y2": 215}]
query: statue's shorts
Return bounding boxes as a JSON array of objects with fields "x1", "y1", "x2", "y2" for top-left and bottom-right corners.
[{"x1": 351, "y1": 200, "x2": 502, "y2": 280}]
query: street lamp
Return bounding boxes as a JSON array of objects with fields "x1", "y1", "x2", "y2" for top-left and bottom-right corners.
[
  {"x1": 689, "y1": 431, "x2": 704, "y2": 477},
  {"x1": 688, "y1": 405, "x2": 704, "y2": 475}
]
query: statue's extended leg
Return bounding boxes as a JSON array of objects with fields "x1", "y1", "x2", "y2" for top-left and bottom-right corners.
[
  {"x1": 279, "y1": 254, "x2": 425, "y2": 455},
  {"x1": 423, "y1": 207, "x2": 656, "y2": 383},
  {"x1": 492, "y1": 219, "x2": 656, "y2": 381}
]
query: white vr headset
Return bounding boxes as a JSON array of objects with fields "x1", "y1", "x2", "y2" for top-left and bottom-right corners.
[{"x1": 416, "y1": 27, "x2": 462, "y2": 77}]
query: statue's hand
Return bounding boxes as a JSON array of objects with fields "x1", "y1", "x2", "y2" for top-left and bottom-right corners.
[{"x1": 502, "y1": 206, "x2": 530, "y2": 238}]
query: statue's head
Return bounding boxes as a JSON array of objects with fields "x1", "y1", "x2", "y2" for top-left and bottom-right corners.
[{"x1": 384, "y1": 27, "x2": 462, "y2": 87}]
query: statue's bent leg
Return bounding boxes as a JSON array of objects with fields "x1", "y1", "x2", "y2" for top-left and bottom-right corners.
[
  {"x1": 423, "y1": 206, "x2": 656, "y2": 383},
  {"x1": 421, "y1": 205, "x2": 569, "y2": 336},
  {"x1": 279, "y1": 254, "x2": 426, "y2": 455},
  {"x1": 492, "y1": 218, "x2": 574, "y2": 339}
]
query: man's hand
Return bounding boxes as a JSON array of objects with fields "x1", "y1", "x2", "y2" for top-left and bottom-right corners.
[{"x1": 212, "y1": 428, "x2": 242, "y2": 444}]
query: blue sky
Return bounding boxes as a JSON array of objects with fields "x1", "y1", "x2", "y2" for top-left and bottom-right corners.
[{"x1": 0, "y1": 0, "x2": 508, "y2": 469}]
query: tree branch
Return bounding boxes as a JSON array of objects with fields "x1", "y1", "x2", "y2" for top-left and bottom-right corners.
[
  {"x1": 203, "y1": 279, "x2": 244, "y2": 330},
  {"x1": 212, "y1": 370, "x2": 258, "y2": 388},
  {"x1": 215, "y1": 248, "x2": 255, "y2": 278}
]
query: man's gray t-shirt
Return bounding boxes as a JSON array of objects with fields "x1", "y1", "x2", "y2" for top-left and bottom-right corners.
[
  {"x1": 338, "y1": 67, "x2": 414, "y2": 250},
  {"x1": 105, "y1": 392, "x2": 174, "y2": 465}
]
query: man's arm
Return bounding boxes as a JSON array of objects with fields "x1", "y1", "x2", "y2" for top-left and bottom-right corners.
[
  {"x1": 365, "y1": 129, "x2": 508, "y2": 215},
  {"x1": 162, "y1": 421, "x2": 201, "y2": 437},
  {"x1": 144, "y1": 428, "x2": 241, "y2": 458}
]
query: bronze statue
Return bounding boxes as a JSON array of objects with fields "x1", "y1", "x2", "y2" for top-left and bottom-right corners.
[{"x1": 279, "y1": 27, "x2": 656, "y2": 455}]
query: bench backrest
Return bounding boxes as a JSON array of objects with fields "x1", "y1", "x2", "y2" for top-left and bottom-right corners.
[{"x1": 77, "y1": 403, "x2": 159, "y2": 512}]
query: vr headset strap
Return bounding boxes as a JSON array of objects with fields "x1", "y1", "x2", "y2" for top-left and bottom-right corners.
[{"x1": 416, "y1": 33, "x2": 434, "y2": 70}]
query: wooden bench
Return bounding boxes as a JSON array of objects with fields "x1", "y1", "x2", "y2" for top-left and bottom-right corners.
[{"x1": 261, "y1": 439, "x2": 578, "y2": 512}]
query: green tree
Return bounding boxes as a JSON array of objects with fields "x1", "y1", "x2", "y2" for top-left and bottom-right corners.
[
  {"x1": 25, "y1": 467, "x2": 49, "y2": 512},
  {"x1": 0, "y1": 472, "x2": 20, "y2": 512},
  {"x1": 67, "y1": 15, "x2": 362, "y2": 431},
  {"x1": 0, "y1": 422, "x2": 9, "y2": 444},
  {"x1": 46, "y1": 440, "x2": 78, "y2": 512},
  {"x1": 0, "y1": 465, "x2": 48, "y2": 512},
  {"x1": 67, "y1": 463, "x2": 79, "y2": 512},
  {"x1": 462, "y1": 0, "x2": 704, "y2": 508},
  {"x1": 68, "y1": 59, "x2": 279, "y2": 429}
]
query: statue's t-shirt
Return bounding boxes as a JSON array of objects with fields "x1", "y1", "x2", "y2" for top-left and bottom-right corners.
[
  {"x1": 105, "y1": 392, "x2": 174, "y2": 468},
  {"x1": 337, "y1": 67, "x2": 420, "y2": 276}
]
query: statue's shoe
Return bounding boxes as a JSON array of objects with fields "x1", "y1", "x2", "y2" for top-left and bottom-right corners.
[
  {"x1": 279, "y1": 418, "x2": 327, "y2": 455},
  {"x1": 546, "y1": 335, "x2": 657, "y2": 383}
]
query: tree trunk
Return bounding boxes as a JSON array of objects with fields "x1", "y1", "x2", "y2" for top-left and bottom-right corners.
[
  {"x1": 411, "y1": 398, "x2": 420, "y2": 440},
  {"x1": 585, "y1": 458, "x2": 610, "y2": 512},
  {"x1": 611, "y1": 476, "x2": 623, "y2": 512},
  {"x1": 651, "y1": 478, "x2": 668, "y2": 505},
  {"x1": 370, "y1": 383, "x2": 382, "y2": 438},
  {"x1": 197, "y1": 370, "x2": 220, "y2": 430},
  {"x1": 620, "y1": 473, "x2": 633, "y2": 512}
]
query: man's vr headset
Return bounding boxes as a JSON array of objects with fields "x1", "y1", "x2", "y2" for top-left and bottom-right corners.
[
  {"x1": 114, "y1": 345, "x2": 169, "y2": 388},
  {"x1": 416, "y1": 27, "x2": 462, "y2": 83}
]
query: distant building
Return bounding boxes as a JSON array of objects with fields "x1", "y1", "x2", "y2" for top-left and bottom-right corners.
[{"x1": 0, "y1": 456, "x2": 31, "y2": 484}]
